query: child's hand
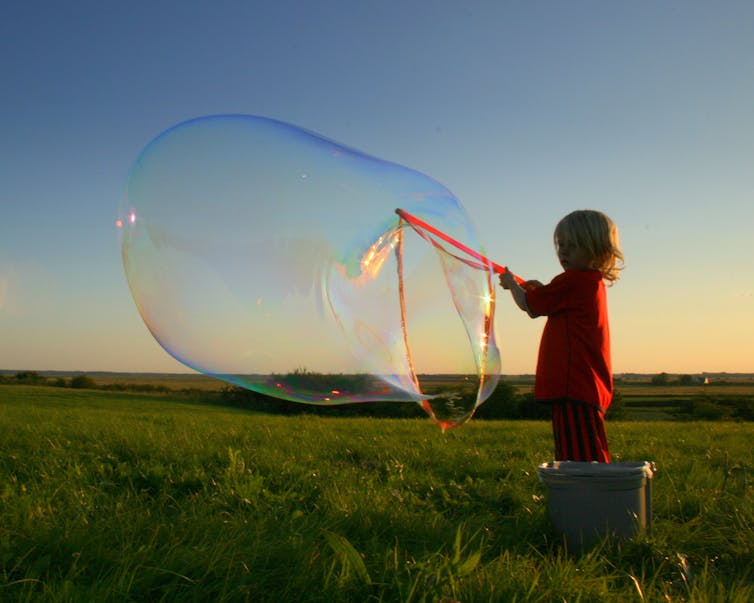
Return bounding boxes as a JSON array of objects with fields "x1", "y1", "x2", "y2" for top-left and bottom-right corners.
[
  {"x1": 499, "y1": 269, "x2": 517, "y2": 290},
  {"x1": 522, "y1": 280, "x2": 543, "y2": 291}
]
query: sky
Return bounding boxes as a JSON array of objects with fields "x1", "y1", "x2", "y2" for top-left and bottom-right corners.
[{"x1": 1, "y1": 0, "x2": 753, "y2": 376}]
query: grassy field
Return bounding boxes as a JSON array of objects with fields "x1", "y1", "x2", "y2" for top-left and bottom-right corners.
[{"x1": 1, "y1": 385, "x2": 752, "y2": 602}]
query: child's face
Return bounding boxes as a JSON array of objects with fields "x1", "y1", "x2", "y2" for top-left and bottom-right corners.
[{"x1": 555, "y1": 238, "x2": 593, "y2": 271}]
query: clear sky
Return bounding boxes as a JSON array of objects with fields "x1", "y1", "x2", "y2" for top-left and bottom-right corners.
[{"x1": 2, "y1": 0, "x2": 753, "y2": 376}]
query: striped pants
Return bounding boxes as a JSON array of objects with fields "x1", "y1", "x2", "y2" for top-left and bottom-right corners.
[{"x1": 551, "y1": 400, "x2": 610, "y2": 463}]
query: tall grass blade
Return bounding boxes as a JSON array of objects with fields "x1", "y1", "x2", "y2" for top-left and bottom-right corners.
[{"x1": 322, "y1": 530, "x2": 372, "y2": 586}]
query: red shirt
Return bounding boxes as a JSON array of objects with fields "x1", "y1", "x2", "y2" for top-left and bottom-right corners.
[{"x1": 525, "y1": 270, "x2": 613, "y2": 412}]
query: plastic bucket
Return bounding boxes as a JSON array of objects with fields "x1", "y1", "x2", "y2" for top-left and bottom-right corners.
[{"x1": 537, "y1": 461, "x2": 655, "y2": 550}]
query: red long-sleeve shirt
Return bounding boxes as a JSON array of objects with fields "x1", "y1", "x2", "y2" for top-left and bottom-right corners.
[{"x1": 525, "y1": 270, "x2": 613, "y2": 412}]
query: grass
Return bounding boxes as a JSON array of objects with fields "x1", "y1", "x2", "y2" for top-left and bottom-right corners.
[{"x1": 1, "y1": 384, "x2": 752, "y2": 601}]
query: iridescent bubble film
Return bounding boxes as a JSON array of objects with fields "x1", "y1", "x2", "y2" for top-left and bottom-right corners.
[{"x1": 118, "y1": 115, "x2": 499, "y2": 428}]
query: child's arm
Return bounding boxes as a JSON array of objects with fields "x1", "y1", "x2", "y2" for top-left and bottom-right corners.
[{"x1": 499, "y1": 270, "x2": 541, "y2": 318}]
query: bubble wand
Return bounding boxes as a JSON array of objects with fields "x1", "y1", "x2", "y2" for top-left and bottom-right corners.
[{"x1": 395, "y1": 208, "x2": 526, "y2": 286}]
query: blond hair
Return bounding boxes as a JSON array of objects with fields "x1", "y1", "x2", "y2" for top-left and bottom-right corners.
[{"x1": 554, "y1": 210, "x2": 624, "y2": 284}]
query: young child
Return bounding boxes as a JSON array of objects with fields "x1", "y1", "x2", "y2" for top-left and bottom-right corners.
[{"x1": 499, "y1": 210, "x2": 623, "y2": 463}]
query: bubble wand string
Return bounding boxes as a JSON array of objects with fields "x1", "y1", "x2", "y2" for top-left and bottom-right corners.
[
  {"x1": 394, "y1": 208, "x2": 526, "y2": 286},
  {"x1": 394, "y1": 207, "x2": 503, "y2": 430}
]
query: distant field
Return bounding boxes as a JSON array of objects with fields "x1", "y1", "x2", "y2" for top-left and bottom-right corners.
[
  {"x1": 619, "y1": 383, "x2": 754, "y2": 397},
  {"x1": 8, "y1": 370, "x2": 754, "y2": 395},
  {"x1": 10, "y1": 371, "x2": 754, "y2": 395},
  {"x1": 51, "y1": 372, "x2": 224, "y2": 391},
  {"x1": 512, "y1": 381, "x2": 754, "y2": 397},
  {"x1": 0, "y1": 385, "x2": 751, "y2": 601},
  {"x1": 5, "y1": 371, "x2": 752, "y2": 424}
]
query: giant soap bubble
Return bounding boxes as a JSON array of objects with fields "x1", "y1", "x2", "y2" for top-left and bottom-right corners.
[{"x1": 118, "y1": 115, "x2": 499, "y2": 428}]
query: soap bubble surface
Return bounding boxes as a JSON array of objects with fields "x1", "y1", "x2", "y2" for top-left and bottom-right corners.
[{"x1": 119, "y1": 115, "x2": 500, "y2": 428}]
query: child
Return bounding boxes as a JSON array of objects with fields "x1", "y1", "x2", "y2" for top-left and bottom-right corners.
[{"x1": 499, "y1": 210, "x2": 623, "y2": 463}]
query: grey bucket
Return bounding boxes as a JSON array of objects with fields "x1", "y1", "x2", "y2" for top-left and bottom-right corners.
[{"x1": 537, "y1": 461, "x2": 655, "y2": 550}]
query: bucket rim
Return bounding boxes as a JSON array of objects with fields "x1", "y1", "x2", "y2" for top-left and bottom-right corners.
[{"x1": 537, "y1": 460, "x2": 655, "y2": 478}]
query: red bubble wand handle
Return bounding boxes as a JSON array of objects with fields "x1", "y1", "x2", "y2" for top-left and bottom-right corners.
[{"x1": 395, "y1": 208, "x2": 526, "y2": 286}]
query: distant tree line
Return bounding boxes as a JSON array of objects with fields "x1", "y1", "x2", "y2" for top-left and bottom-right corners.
[
  {"x1": 650, "y1": 372, "x2": 699, "y2": 386},
  {"x1": 0, "y1": 371, "x2": 98, "y2": 389},
  {"x1": 675, "y1": 396, "x2": 754, "y2": 421},
  {"x1": 218, "y1": 379, "x2": 552, "y2": 421},
  {"x1": 0, "y1": 371, "x2": 171, "y2": 393},
  {"x1": 3, "y1": 370, "x2": 751, "y2": 421},
  {"x1": 648, "y1": 372, "x2": 746, "y2": 386}
]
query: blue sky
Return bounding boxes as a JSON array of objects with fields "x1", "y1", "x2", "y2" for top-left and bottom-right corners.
[{"x1": 1, "y1": 0, "x2": 753, "y2": 375}]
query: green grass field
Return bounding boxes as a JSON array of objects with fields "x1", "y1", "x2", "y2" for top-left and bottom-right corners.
[{"x1": 1, "y1": 385, "x2": 752, "y2": 602}]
